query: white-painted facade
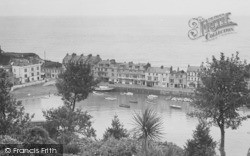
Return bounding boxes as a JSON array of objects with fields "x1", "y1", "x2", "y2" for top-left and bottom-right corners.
[{"x1": 12, "y1": 63, "x2": 42, "y2": 84}]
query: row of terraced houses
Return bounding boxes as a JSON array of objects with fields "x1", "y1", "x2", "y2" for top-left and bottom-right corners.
[{"x1": 62, "y1": 53, "x2": 202, "y2": 88}]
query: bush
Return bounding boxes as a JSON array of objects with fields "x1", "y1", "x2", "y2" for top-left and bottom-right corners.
[
  {"x1": 0, "y1": 135, "x2": 22, "y2": 156},
  {"x1": 79, "y1": 137, "x2": 140, "y2": 156},
  {"x1": 103, "y1": 115, "x2": 128, "y2": 140},
  {"x1": 64, "y1": 143, "x2": 81, "y2": 154},
  {"x1": 23, "y1": 126, "x2": 57, "y2": 144},
  {"x1": 184, "y1": 120, "x2": 216, "y2": 156}
]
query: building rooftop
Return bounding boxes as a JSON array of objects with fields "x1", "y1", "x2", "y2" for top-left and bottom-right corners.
[
  {"x1": 12, "y1": 58, "x2": 41, "y2": 66},
  {"x1": 147, "y1": 67, "x2": 170, "y2": 73},
  {"x1": 62, "y1": 53, "x2": 101, "y2": 65},
  {"x1": 187, "y1": 66, "x2": 200, "y2": 72},
  {"x1": 42, "y1": 60, "x2": 62, "y2": 68}
]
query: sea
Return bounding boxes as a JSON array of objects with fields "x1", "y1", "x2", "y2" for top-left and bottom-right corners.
[{"x1": 0, "y1": 16, "x2": 250, "y2": 69}]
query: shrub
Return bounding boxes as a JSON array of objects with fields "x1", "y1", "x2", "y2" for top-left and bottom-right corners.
[
  {"x1": 23, "y1": 126, "x2": 57, "y2": 144},
  {"x1": 184, "y1": 120, "x2": 216, "y2": 156},
  {"x1": 103, "y1": 115, "x2": 128, "y2": 140}
]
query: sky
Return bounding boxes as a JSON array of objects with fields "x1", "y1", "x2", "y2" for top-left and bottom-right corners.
[{"x1": 0, "y1": 0, "x2": 250, "y2": 16}]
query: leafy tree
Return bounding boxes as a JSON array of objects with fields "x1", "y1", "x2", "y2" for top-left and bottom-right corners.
[
  {"x1": 184, "y1": 120, "x2": 216, "y2": 156},
  {"x1": 144, "y1": 62, "x2": 151, "y2": 70},
  {"x1": 0, "y1": 69, "x2": 33, "y2": 136},
  {"x1": 191, "y1": 52, "x2": 250, "y2": 156},
  {"x1": 43, "y1": 106, "x2": 96, "y2": 142},
  {"x1": 56, "y1": 62, "x2": 97, "y2": 111},
  {"x1": 132, "y1": 107, "x2": 163, "y2": 156},
  {"x1": 23, "y1": 126, "x2": 56, "y2": 144},
  {"x1": 103, "y1": 115, "x2": 128, "y2": 140}
]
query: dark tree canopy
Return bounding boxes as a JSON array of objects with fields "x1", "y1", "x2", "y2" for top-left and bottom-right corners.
[
  {"x1": 103, "y1": 115, "x2": 128, "y2": 140},
  {"x1": 56, "y1": 62, "x2": 98, "y2": 111},
  {"x1": 192, "y1": 52, "x2": 250, "y2": 156},
  {"x1": 43, "y1": 106, "x2": 96, "y2": 141},
  {"x1": 185, "y1": 120, "x2": 216, "y2": 156},
  {"x1": 0, "y1": 69, "x2": 33, "y2": 135}
]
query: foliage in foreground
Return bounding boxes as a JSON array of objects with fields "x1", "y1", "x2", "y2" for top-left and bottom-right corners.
[
  {"x1": 43, "y1": 106, "x2": 96, "y2": 144},
  {"x1": 184, "y1": 120, "x2": 216, "y2": 156},
  {"x1": 103, "y1": 115, "x2": 129, "y2": 140},
  {"x1": 132, "y1": 107, "x2": 164, "y2": 156},
  {"x1": 74, "y1": 137, "x2": 184, "y2": 156},
  {"x1": 0, "y1": 69, "x2": 33, "y2": 136},
  {"x1": 191, "y1": 52, "x2": 250, "y2": 156}
]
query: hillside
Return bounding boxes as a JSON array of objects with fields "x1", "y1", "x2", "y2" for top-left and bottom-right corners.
[{"x1": 0, "y1": 51, "x2": 42, "y2": 65}]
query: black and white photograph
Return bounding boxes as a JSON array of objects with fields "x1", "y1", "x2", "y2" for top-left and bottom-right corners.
[{"x1": 0, "y1": 0, "x2": 250, "y2": 156}]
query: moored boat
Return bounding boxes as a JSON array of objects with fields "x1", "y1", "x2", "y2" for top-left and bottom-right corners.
[
  {"x1": 119, "y1": 104, "x2": 130, "y2": 108},
  {"x1": 95, "y1": 86, "x2": 114, "y2": 92},
  {"x1": 146, "y1": 100, "x2": 157, "y2": 104},
  {"x1": 129, "y1": 100, "x2": 138, "y2": 103},
  {"x1": 105, "y1": 97, "x2": 117, "y2": 101},
  {"x1": 93, "y1": 91, "x2": 104, "y2": 96},
  {"x1": 147, "y1": 94, "x2": 158, "y2": 100},
  {"x1": 120, "y1": 92, "x2": 133, "y2": 96},
  {"x1": 170, "y1": 105, "x2": 181, "y2": 109}
]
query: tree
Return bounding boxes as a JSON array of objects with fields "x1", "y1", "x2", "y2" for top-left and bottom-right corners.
[
  {"x1": 0, "y1": 69, "x2": 33, "y2": 136},
  {"x1": 103, "y1": 115, "x2": 128, "y2": 140},
  {"x1": 56, "y1": 62, "x2": 97, "y2": 111},
  {"x1": 191, "y1": 52, "x2": 250, "y2": 156},
  {"x1": 43, "y1": 106, "x2": 96, "y2": 142},
  {"x1": 144, "y1": 62, "x2": 151, "y2": 70},
  {"x1": 184, "y1": 120, "x2": 216, "y2": 156},
  {"x1": 132, "y1": 107, "x2": 163, "y2": 156}
]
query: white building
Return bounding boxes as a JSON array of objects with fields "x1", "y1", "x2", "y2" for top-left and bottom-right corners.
[
  {"x1": 186, "y1": 65, "x2": 201, "y2": 88},
  {"x1": 145, "y1": 67, "x2": 170, "y2": 87},
  {"x1": 12, "y1": 63, "x2": 42, "y2": 84}
]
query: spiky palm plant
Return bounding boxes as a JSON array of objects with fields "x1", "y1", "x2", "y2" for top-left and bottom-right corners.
[{"x1": 132, "y1": 107, "x2": 163, "y2": 156}]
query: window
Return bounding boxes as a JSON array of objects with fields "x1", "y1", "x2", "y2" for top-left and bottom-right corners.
[
  {"x1": 170, "y1": 79, "x2": 174, "y2": 83},
  {"x1": 31, "y1": 68, "x2": 34, "y2": 71},
  {"x1": 25, "y1": 74, "x2": 27, "y2": 78},
  {"x1": 37, "y1": 67, "x2": 39, "y2": 70},
  {"x1": 37, "y1": 72, "x2": 39, "y2": 75},
  {"x1": 148, "y1": 76, "x2": 152, "y2": 81},
  {"x1": 163, "y1": 78, "x2": 166, "y2": 81},
  {"x1": 24, "y1": 69, "x2": 27, "y2": 72},
  {"x1": 31, "y1": 73, "x2": 34, "y2": 76}
]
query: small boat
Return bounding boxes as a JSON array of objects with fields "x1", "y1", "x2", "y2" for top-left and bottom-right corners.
[
  {"x1": 119, "y1": 104, "x2": 130, "y2": 108},
  {"x1": 147, "y1": 94, "x2": 158, "y2": 100},
  {"x1": 126, "y1": 92, "x2": 133, "y2": 96},
  {"x1": 95, "y1": 86, "x2": 114, "y2": 92},
  {"x1": 170, "y1": 105, "x2": 182, "y2": 109},
  {"x1": 146, "y1": 100, "x2": 157, "y2": 104},
  {"x1": 129, "y1": 100, "x2": 138, "y2": 103},
  {"x1": 93, "y1": 91, "x2": 104, "y2": 96},
  {"x1": 105, "y1": 97, "x2": 117, "y2": 101},
  {"x1": 120, "y1": 92, "x2": 133, "y2": 96}
]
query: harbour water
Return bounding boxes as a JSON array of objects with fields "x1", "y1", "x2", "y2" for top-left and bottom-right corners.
[{"x1": 21, "y1": 92, "x2": 250, "y2": 156}]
